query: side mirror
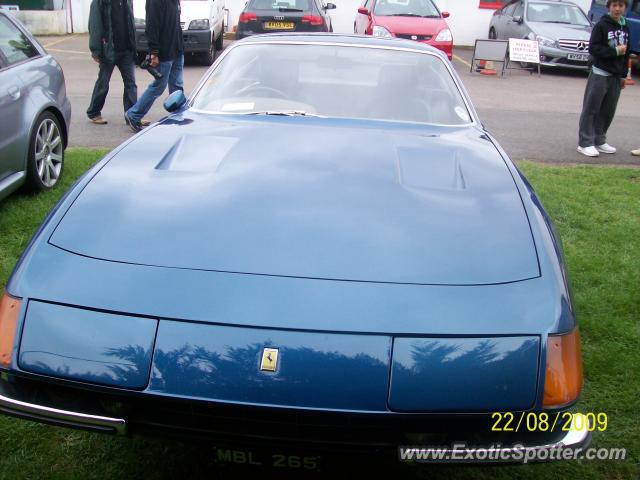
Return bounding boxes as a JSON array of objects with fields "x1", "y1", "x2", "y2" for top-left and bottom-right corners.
[
  {"x1": 441, "y1": 11, "x2": 449, "y2": 18},
  {"x1": 164, "y1": 89, "x2": 187, "y2": 112},
  {"x1": 357, "y1": 7, "x2": 369, "y2": 15},
  {"x1": 513, "y1": 15, "x2": 523, "y2": 23},
  {"x1": 325, "y1": 2, "x2": 336, "y2": 9}
]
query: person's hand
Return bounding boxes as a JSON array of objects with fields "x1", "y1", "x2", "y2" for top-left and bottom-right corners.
[
  {"x1": 616, "y1": 44, "x2": 627, "y2": 55},
  {"x1": 92, "y1": 56, "x2": 101, "y2": 64},
  {"x1": 621, "y1": 78, "x2": 626, "y2": 89},
  {"x1": 149, "y1": 54, "x2": 159, "y2": 67}
]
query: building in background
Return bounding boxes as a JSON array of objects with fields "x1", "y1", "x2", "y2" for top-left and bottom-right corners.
[{"x1": 0, "y1": 0, "x2": 591, "y2": 46}]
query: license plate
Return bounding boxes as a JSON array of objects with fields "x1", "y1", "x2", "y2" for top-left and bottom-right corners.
[
  {"x1": 264, "y1": 21, "x2": 295, "y2": 29},
  {"x1": 213, "y1": 446, "x2": 322, "y2": 471},
  {"x1": 567, "y1": 53, "x2": 589, "y2": 61}
]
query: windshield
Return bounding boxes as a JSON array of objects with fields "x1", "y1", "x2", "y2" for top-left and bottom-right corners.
[
  {"x1": 373, "y1": 0, "x2": 439, "y2": 17},
  {"x1": 191, "y1": 43, "x2": 472, "y2": 126},
  {"x1": 527, "y1": 3, "x2": 590, "y2": 26}
]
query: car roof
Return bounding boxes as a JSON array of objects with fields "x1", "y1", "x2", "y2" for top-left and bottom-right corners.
[{"x1": 235, "y1": 33, "x2": 448, "y2": 58}]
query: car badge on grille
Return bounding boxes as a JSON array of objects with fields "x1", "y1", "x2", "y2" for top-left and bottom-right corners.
[
  {"x1": 260, "y1": 347, "x2": 279, "y2": 372},
  {"x1": 411, "y1": 35, "x2": 418, "y2": 40},
  {"x1": 274, "y1": 15, "x2": 285, "y2": 20},
  {"x1": 577, "y1": 42, "x2": 587, "y2": 51}
]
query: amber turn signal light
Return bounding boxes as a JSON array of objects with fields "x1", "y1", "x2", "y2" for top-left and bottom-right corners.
[
  {"x1": 0, "y1": 292, "x2": 21, "y2": 369},
  {"x1": 543, "y1": 327, "x2": 583, "y2": 408}
]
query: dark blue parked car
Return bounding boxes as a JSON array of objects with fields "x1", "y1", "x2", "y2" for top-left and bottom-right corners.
[
  {"x1": 0, "y1": 34, "x2": 588, "y2": 467},
  {"x1": 588, "y1": 0, "x2": 640, "y2": 53}
]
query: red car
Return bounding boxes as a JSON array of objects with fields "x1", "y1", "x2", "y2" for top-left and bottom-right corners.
[{"x1": 354, "y1": 0, "x2": 452, "y2": 60}]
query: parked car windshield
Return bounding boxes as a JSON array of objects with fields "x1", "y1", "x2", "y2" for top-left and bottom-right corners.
[
  {"x1": 191, "y1": 43, "x2": 472, "y2": 125},
  {"x1": 373, "y1": 0, "x2": 439, "y2": 17},
  {"x1": 527, "y1": 2, "x2": 590, "y2": 26}
]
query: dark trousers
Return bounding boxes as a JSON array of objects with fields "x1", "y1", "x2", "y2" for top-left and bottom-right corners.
[
  {"x1": 87, "y1": 50, "x2": 137, "y2": 119},
  {"x1": 578, "y1": 72, "x2": 621, "y2": 148}
]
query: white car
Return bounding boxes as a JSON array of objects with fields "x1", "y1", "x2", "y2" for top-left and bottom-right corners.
[{"x1": 134, "y1": 0, "x2": 225, "y2": 65}]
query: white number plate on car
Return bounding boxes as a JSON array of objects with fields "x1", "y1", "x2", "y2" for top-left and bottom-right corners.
[{"x1": 567, "y1": 53, "x2": 589, "y2": 61}]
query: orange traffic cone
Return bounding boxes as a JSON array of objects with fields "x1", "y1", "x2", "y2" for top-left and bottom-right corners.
[
  {"x1": 476, "y1": 59, "x2": 486, "y2": 72},
  {"x1": 624, "y1": 58, "x2": 635, "y2": 86},
  {"x1": 480, "y1": 60, "x2": 497, "y2": 76}
]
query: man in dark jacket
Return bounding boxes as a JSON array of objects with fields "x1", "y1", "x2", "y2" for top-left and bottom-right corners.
[
  {"x1": 124, "y1": 0, "x2": 184, "y2": 132},
  {"x1": 577, "y1": 0, "x2": 630, "y2": 157},
  {"x1": 87, "y1": 0, "x2": 139, "y2": 125}
]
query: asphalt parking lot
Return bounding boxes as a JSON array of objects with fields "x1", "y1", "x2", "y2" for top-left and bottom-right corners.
[{"x1": 38, "y1": 34, "x2": 640, "y2": 165}]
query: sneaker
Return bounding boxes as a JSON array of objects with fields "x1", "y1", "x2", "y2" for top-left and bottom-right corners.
[
  {"x1": 577, "y1": 146, "x2": 599, "y2": 157},
  {"x1": 631, "y1": 148, "x2": 640, "y2": 156},
  {"x1": 88, "y1": 115, "x2": 107, "y2": 125},
  {"x1": 124, "y1": 113, "x2": 143, "y2": 133},
  {"x1": 596, "y1": 143, "x2": 616, "y2": 154}
]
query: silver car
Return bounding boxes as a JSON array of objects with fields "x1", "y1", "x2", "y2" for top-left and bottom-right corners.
[
  {"x1": 488, "y1": 0, "x2": 592, "y2": 70},
  {"x1": 0, "y1": 10, "x2": 71, "y2": 201}
]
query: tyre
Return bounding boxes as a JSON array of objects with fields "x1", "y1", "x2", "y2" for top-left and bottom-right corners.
[
  {"x1": 489, "y1": 28, "x2": 497, "y2": 39},
  {"x1": 215, "y1": 25, "x2": 224, "y2": 51},
  {"x1": 26, "y1": 111, "x2": 64, "y2": 192},
  {"x1": 201, "y1": 35, "x2": 217, "y2": 66}
]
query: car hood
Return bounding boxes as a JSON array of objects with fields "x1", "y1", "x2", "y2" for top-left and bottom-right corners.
[
  {"x1": 528, "y1": 21, "x2": 591, "y2": 40},
  {"x1": 49, "y1": 114, "x2": 539, "y2": 286},
  {"x1": 375, "y1": 16, "x2": 446, "y2": 35}
]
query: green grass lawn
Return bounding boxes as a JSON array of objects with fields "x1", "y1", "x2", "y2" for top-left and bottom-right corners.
[{"x1": 0, "y1": 150, "x2": 638, "y2": 479}]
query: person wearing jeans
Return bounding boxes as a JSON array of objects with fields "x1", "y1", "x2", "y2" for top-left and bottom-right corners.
[
  {"x1": 577, "y1": 0, "x2": 630, "y2": 157},
  {"x1": 87, "y1": 0, "x2": 138, "y2": 125},
  {"x1": 125, "y1": 0, "x2": 183, "y2": 132},
  {"x1": 126, "y1": 54, "x2": 184, "y2": 128}
]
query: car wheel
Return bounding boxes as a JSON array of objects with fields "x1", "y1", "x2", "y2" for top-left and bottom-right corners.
[
  {"x1": 26, "y1": 111, "x2": 64, "y2": 191},
  {"x1": 201, "y1": 36, "x2": 217, "y2": 66},
  {"x1": 215, "y1": 25, "x2": 224, "y2": 51},
  {"x1": 489, "y1": 28, "x2": 497, "y2": 39}
]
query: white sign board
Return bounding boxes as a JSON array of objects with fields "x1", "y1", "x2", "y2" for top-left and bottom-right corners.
[
  {"x1": 0, "y1": 5, "x2": 19, "y2": 11},
  {"x1": 508, "y1": 39, "x2": 540, "y2": 63}
]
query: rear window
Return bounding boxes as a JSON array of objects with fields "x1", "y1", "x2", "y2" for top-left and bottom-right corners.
[
  {"x1": 373, "y1": 0, "x2": 439, "y2": 17},
  {"x1": 250, "y1": 0, "x2": 312, "y2": 10}
]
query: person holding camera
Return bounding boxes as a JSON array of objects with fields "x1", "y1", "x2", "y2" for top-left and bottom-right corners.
[
  {"x1": 87, "y1": 0, "x2": 141, "y2": 125},
  {"x1": 577, "y1": 0, "x2": 630, "y2": 157},
  {"x1": 124, "y1": 0, "x2": 184, "y2": 132}
]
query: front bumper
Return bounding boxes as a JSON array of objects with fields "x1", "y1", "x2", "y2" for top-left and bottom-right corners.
[
  {"x1": 538, "y1": 46, "x2": 590, "y2": 70},
  {"x1": 0, "y1": 374, "x2": 591, "y2": 463},
  {"x1": 135, "y1": 28, "x2": 211, "y2": 54}
]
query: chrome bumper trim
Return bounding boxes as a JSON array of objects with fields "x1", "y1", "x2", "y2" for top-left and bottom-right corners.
[{"x1": 0, "y1": 390, "x2": 126, "y2": 435}]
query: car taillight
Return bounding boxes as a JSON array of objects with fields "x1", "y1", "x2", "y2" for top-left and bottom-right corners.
[
  {"x1": 301, "y1": 14, "x2": 323, "y2": 26},
  {"x1": 239, "y1": 12, "x2": 257, "y2": 23},
  {"x1": 543, "y1": 327, "x2": 583, "y2": 408},
  {"x1": 0, "y1": 292, "x2": 21, "y2": 369}
]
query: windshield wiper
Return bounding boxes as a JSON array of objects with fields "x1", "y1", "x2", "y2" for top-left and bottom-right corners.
[
  {"x1": 544, "y1": 20, "x2": 572, "y2": 24},
  {"x1": 390, "y1": 13, "x2": 423, "y2": 17},
  {"x1": 245, "y1": 110, "x2": 325, "y2": 117},
  {"x1": 278, "y1": 7, "x2": 303, "y2": 12}
]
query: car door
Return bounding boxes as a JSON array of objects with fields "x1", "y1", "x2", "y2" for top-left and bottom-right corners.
[
  {"x1": 355, "y1": 0, "x2": 373, "y2": 33},
  {"x1": 626, "y1": 0, "x2": 640, "y2": 53},
  {"x1": 505, "y1": 0, "x2": 525, "y2": 38},
  {"x1": 0, "y1": 13, "x2": 39, "y2": 182},
  {"x1": 495, "y1": 2, "x2": 517, "y2": 38}
]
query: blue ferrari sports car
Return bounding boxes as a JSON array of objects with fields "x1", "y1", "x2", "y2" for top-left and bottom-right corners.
[{"x1": 0, "y1": 34, "x2": 587, "y2": 467}]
